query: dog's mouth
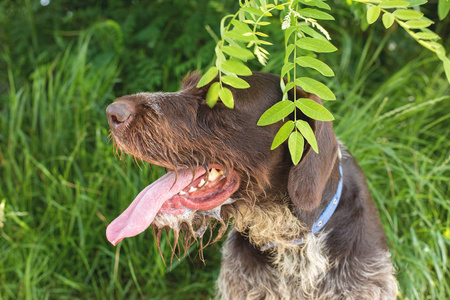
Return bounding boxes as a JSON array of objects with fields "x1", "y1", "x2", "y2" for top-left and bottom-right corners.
[{"x1": 106, "y1": 164, "x2": 240, "y2": 246}]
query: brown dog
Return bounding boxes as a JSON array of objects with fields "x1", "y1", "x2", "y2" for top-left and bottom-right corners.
[{"x1": 106, "y1": 72, "x2": 398, "y2": 299}]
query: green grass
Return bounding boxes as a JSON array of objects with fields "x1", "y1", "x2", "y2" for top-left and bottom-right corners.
[
  {"x1": 1, "y1": 5, "x2": 449, "y2": 300},
  {"x1": 0, "y1": 34, "x2": 223, "y2": 300},
  {"x1": 333, "y1": 60, "x2": 450, "y2": 299}
]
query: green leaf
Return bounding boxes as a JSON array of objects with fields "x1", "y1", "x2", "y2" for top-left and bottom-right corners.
[
  {"x1": 379, "y1": 0, "x2": 410, "y2": 8},
  {"x1": 295, "y1": 98, "x2": 335, "y2": 121},
  {"x1": 284, "y1": 44, "x2": 295, "y2": 62},
  {"x1": 219, "y1": 87, "x2": 234, "y2": 108},
  {"x1": 298, "y1": 8, "x2": 335, "y2": 20},
  {"x1": 241, "y1": 6, "x2": 264, "y2": 16},
  {"x1": 206, "y1": 82, "x2": 220, "y2": 108},
  {"x1": 438, "y1": 0, "x2": 450, "y2": 20},
  {"x1": 231, "y1": 20, "x2": 252, "y2": 33},
  {"x1": 299, "y1": 0, "x2": 331, "y2": 10},
  {"x1": 260, "y1": 0, "x2": 268, "y2": 9},
  {"x1": 271, "y1": 121, "x2": 295, "y2": 150},
  {"x1": 255, "y1": 31, "x2": 269, "y2": 37},
  {"x1": 415, "y1": 31, "x2": 440, "y2": 40},
  {"x1": 421, "y1": 40, "x2": 445, "y2": 56},
  {"x1": 405, "y1": 19, "x2": 433, "y2": 29},
  {"x1": 382, "y1": 12, "x2": 395, "y2": 29},
  {"x1": 297, "y1": 25, "x2": 329, "y2": 41},
  {"x1": 220, "y1": 15, "x2": 231, "y2": 39},
  {"x1": 295, "y1": 56, "x2": 335, "y2": 77},
  {"x1": 443, "y1": 57, "x2": 450, "y2": 84},
  {"x1": 221, "y1": 75, "x2": 250, "y2": 89},
  {"x1": 283, "y1": 81, "x2": 296, "y2": 98},
  {"x1": 408, "y1": 0, "x2": 427, "y2": 6},
  {"x1": 257, "y1": 101, "x2": 295, "y2": 126},
  {"x1": 427, "y1": 42, "x2": 446, "y2": 55},
  {"x1": 288, "y1": 131, "x2": 305, "y2": 165},
  {"x1": 215, "y1": 45, "x2": 226, "y2": 66},
  {"x1": 296, "y1": 37, "x2": 338, "y2": 53},
  {"x1": 436, "y1": 50, "x2": 447, "y2": 61},
  {"x1": 258, "y1": 40, "x2": 273, "y2": 45},
  {"x1": 296, "y1": 120, "x2": 318, "y2": 153},
  {"x1": 222, "y1": 46, "x2": 255, "y2": 61},
  {"x1": 285, "y1": 26, "x2": 297, "y2": 42},
  {"x1": 224, "y1": 30, "x2": 254, "y2": 42},
  {"x1": 295, "y1": 77, "x2": 336, "y2": 100},
  {"x1": 220, "y1": 60, "x2": 253, "y2": 76},
  {"x1": 197, "y1": 67, "x2": 218, "y2": 88},
  {"x1": 393, "y1": 9, "x2": 424, "y2": 20},
  {"x1": 367, "y1": 6, "x2": 381, "y2": 24},
  {"x1": 281, "y1": 62, "x2": 295, "y2": 79}
]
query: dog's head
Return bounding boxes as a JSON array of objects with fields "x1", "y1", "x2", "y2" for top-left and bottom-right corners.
[{"x1": 106, "y1": 72, "x2": 338, "y2": 256}]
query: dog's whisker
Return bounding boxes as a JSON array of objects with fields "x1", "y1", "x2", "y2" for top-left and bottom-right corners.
[
  {"x1": 170, "y1": 228, "x2": 181, "y2": 264},
  {"x1": 152, "y1": 226, "x2": 166, "y2": 266}
]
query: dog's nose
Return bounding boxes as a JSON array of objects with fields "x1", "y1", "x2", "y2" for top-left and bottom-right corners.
[{"x1": 106, "y1": 102, "x2": 133, "y2": 129}]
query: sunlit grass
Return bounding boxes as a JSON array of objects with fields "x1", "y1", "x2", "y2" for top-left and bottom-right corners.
[{"x1": 330, "y1": 46, "x2": 449, "y2": 299}]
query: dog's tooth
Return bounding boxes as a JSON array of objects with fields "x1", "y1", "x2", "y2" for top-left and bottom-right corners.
[
  {"x1": 189, "y1": 186, "x2": 197, "y2": 193},
  {"x1": 198, "y1": 178, "x2": 206, "y2": 187},
  {"x1": 209, "y1": 168, "x2": 221, "y2": 182},
  {"x1": 179, "y1": 190, "x2": 187, "y2": 195}
]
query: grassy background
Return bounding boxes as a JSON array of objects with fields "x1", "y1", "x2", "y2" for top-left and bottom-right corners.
[{"x1": 0, "y1": 0, "x2": 449, "y2": 299}]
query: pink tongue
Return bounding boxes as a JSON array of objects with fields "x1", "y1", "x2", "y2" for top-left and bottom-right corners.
[{"x1": 106, "y1": 168, "x2": 205, "y2": 245}]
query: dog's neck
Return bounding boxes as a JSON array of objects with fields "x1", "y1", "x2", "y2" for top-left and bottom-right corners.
[
  {"x1": 234, "y1": 149, "x2": 343, "y2": 252},
  {"x1": 260, "y1": 161, "x2": 343, "y2": 251}
]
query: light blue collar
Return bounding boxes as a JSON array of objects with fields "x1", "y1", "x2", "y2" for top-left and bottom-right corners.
[{"x1": 261, "y1": 163, "x2": 343, "y2": 251}]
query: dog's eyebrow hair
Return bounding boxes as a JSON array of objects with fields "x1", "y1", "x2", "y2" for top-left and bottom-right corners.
[
  {"x1": 138, "y1": 92, "x2": 165, "y2": 116},
  {"x1": 149, "y1": 101, "x2": 163, "y2": 116}
]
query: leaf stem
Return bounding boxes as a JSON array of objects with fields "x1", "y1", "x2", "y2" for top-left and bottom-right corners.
[{"x1": 293, "y1": 3, "x2": 298, "y2": 128}]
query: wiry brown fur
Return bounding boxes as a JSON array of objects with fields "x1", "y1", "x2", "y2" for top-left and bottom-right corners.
[{"x1": 106, "y1": 72, "x2": 398, "y2": 299}]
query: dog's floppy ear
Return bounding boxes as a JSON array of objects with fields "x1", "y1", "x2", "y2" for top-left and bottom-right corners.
[{"x1": 287, "y1": 92, "x2": 338, "y2": 211}]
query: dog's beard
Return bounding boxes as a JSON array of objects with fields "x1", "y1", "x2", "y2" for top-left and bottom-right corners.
[{"x1": 152, "y1": 202, "x2": 235, "y2": 263}]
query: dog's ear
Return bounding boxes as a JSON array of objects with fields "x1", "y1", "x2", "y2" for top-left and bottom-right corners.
[{"x1": 287, "y1": 92, "x2": 338, "y2": 211}]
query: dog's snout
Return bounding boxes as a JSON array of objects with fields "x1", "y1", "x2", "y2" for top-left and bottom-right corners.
[{"x1": 106, "y1": 102, "x2": 133, "y2": 128}]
